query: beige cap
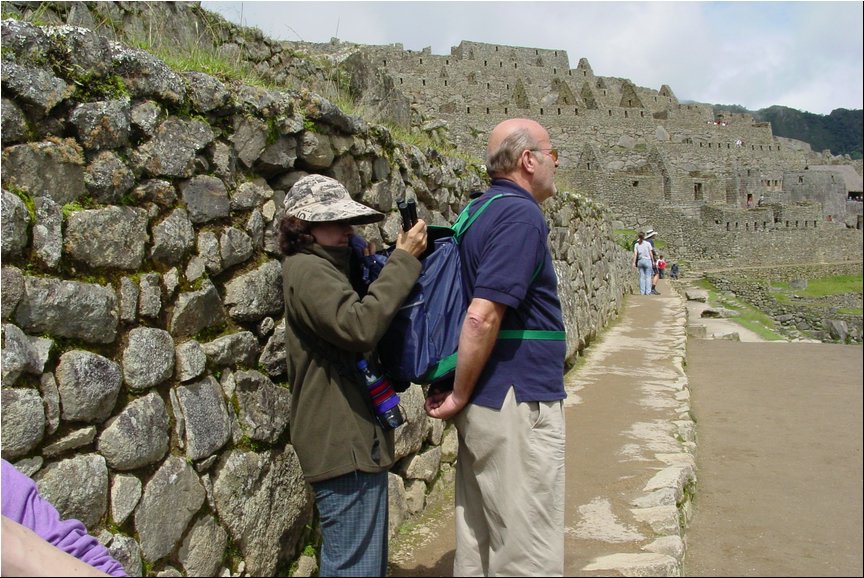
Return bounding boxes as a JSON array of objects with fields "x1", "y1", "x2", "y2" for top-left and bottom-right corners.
[{"x1": 283, "y1": 174, "x2": 384, "y2": 225}]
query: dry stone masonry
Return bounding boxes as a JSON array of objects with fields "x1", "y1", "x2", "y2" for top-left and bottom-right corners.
[{"x1": 1, "y1": 13, "x2": 632, "y2": 577}]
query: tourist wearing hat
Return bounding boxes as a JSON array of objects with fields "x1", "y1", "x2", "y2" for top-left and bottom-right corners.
[
  {"x1": 644, "y1": 229, "x2": 661, "y2": 294},
  {"x1": 279, "y1": 174, "x2": 427, "y2": 576}
]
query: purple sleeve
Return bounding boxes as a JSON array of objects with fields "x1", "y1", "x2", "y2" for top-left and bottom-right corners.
[{"x1": 2, "y1": 459, "x2": 128, "y2": 577}]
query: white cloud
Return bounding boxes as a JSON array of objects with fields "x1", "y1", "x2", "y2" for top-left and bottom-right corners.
[{"x1": 202, "y1": 1, "x2": 863, "y2": 114}]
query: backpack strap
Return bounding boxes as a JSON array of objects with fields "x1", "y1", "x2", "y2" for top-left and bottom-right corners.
[
  {"x1": 421, "y1": 194, "x2": 565, "y2": 383},
  {"x1": 451, "y1": 193, "x2": 517, "y2": 242},
  {"x1": 426, "y1": 327, "x2": 566, "y2": 382},
  {"x1": 498, "y1": 329, "x2": 566, "y2": 340}
]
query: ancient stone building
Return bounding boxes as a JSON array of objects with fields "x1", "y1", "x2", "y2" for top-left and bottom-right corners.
[{"x1": 333, "y1": 39, "x2": 863, "y2": 268}]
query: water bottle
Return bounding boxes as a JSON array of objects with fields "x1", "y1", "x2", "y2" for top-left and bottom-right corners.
[{"x1": 357, "y1": 359, "x2": 405, "y2": 430}]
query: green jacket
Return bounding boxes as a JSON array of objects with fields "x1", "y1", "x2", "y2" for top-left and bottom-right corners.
[{"x1": 282, "y1": 243, "x2": 421, "y2": 483}]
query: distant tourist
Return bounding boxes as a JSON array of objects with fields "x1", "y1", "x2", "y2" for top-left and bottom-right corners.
[
  {"x1": 645, "y1": 229, "x2": 660, "y2": 294},
  {"x1": 633, "y1": 231, "x2": 655, "y2": 295},
  {"x1": 657, "y1": 255, "x2": 667, "y2": 279}
]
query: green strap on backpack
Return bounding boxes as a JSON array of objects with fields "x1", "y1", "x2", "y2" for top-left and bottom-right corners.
[{"x1": 422, "y1": 193, "x2": 566, "y2": 382}]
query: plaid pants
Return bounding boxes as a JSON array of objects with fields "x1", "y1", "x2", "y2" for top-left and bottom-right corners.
[{"x1": 312, "y1": 470, "x2": 389, "y2": 576}]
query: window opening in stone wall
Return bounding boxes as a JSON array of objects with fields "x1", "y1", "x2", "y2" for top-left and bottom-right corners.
[
  {"x1": 583, "y1": 71, "x2": 587, "y2": 76},
  {"x1": 444, "y1": 80, "x2": 447, "y2": 86},
  {"x1": 640, "y1": 111, "x2": 644, "y2": 117},
  {"x1": 446, "y1": 59, "x2": 449, "y2": 64},
  {"x1": 746, "y1": 223, "x2": 749, "y2": 230},
  {"x1": 575, "y1": 108, "x2": 579, "y2": 115},
  {"x1": 624, "y1": 110, "x2": 628, "y2": 118},
  {"x1": 422, "y1": 79, "x2": 425, "y2": 86},
  {"x1": 487, "y1": 82, "x2": 490, "y2": 89},
  {"x1": 786, "y1": 221, "x2": 789, "y2": 227},
  {"x1": 747, "y1": 169, "x2": 751, "y2": 176},
  {"x1": 654, "y1": 97, "x2": 657, "y2": 101},
  {"x1": 514, "y1": 63, "x2": 518, "y2": 68},
  {"x1": 726, "y1": 222, "x2": 731, "y2": 231},
  {"x1": 500, "y1": 62, "x2": 503, "y2": 67},
  {"x1": 467, "y1": 107, "x2": 471, "y2": 113},
  {"x1": 535, "y1": 49, "x2": 538, "y2": 54},
  {"x1": 420, "y1": 58, "x2": 423, "y2": 64},
  {"x1": 383, "y1": 60, "x2": 387, "y2": 66},
  {"x1": 608, "y1": 110, "x2": 612, "y2": 116},
  {"x1": 540, "y1": 108, "x2": 544, "y2": 115},
  {"x1": 633, "y1": 181, "x2": 639, "y2": 187},
  {"x1": 555, "y1": 51, "x2": 558, "y2": 56},
  {"x1": 486, "y1": 108, "x2": 489, "y2": 114},
  {"x1": 496, "y1": 47, "x2": 499, "y2": 51},
  {"x1": 694, "y1": 182, "x2": 703, "y2": 200},
  {"x1": 554, "y1": 68, "x2": 557, "y2": 74},
  {"x1": 603, "y1": 90, "x2": 607, "y2": 96},
  {"x1": 484, "y1": 60, "x2": 487, "y2": 66},
  {"x1": 399, "y1": 78, "x2": 403, "y2": 84},
  {"x1": 763, "y1": 221, "x2": 768, "y2": 229},
  {"x1": 795, "y1": 220, "x2": 799, "y2": 227},
  {"x1": 726, "y1": 143, "x2": 730, "y2": 148},
  {"x1": 506, "y1": 84, "x2": 510, "y2": 90},
  {"x1": 587, "y1": 162, "x2": 591, "y2": 170},
  {"x1": 504, "y1": 107, "x2": 508, "y2": 114},
  {"x1": 558, "y1": 108, "x2": 561, "y2": 115}
]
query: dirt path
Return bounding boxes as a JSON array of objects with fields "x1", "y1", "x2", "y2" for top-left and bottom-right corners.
[
  {"x1": 684, "y1": 340, "x2": 863, "y2": 577},
  {"x1": 389, "y1": 279, "x2": 863, "y2": 576}
]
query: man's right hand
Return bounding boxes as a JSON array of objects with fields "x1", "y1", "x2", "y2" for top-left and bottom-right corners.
[{"x1": 396, "y1": 219, "x2": 427, "y2": 258}]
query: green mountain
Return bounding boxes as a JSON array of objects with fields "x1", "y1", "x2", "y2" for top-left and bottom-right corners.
[{"x1": 713, "y1": 104, "x2": 863, "y2": 160}]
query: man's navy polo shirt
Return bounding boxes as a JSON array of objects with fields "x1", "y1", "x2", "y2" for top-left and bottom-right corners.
[{"x1": 459, "y1": 179, "x2": 567, "y2": 410}]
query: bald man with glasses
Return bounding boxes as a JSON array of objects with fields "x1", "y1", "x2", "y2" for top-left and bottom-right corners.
[{"x1": 426, "y1": 118, "x2": 567, "y2": 577}]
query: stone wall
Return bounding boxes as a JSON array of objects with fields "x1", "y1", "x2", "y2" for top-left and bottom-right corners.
[
  {"x1": 1, "y1": 17, "x2": 633, "y2": 577},
  {"x1": 704, "y1": 263, "x2": 863, "y2": 343}
]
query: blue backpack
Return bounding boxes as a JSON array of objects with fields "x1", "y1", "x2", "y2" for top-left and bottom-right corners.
[{"x1": 377, "y1": 193, "x2": 565, "y2": 385}]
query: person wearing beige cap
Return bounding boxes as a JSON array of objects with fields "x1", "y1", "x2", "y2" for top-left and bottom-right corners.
[{"x1": 278, "y1": 174, "x2": 427, "y2": 576}]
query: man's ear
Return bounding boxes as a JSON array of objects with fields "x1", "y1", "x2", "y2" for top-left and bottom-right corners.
[{"x1": 521, "y1": 149, "x2": 537, "y2": 175}]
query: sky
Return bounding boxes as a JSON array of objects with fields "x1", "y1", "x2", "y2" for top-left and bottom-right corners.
[{"x1": 200, "y1": 1, "x2": 863, "y2": 116}]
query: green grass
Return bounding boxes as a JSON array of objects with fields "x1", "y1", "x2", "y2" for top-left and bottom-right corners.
[
  {"x1": 613, "y1": 229, "x2": 636, "y2": 251},
  {"x1": 696, "y1": 278, "x2": 785, "y2": 341},
  {"x1": 771, "y1": 274, "x2": 863, "y2": 298},
  {"x1": 132, "y1": 38, "x2": 274, "y2": 88},
  {"x1": 614, "y1": 229, "x2": 667, "y2": 253}
]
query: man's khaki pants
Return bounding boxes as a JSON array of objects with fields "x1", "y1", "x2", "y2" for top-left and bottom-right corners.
[{"x1": 453, "y1": 386, "x2": 565, "y2": 577}]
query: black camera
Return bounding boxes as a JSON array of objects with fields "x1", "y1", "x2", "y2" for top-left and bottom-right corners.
[{"x1": 397, "y1": 198, "x2": 418, "y2": 231}]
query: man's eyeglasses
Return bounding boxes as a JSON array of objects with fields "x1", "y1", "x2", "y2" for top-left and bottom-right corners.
[{"x1": 530, "y1": 148, "x2": 559, "y2": 162}]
